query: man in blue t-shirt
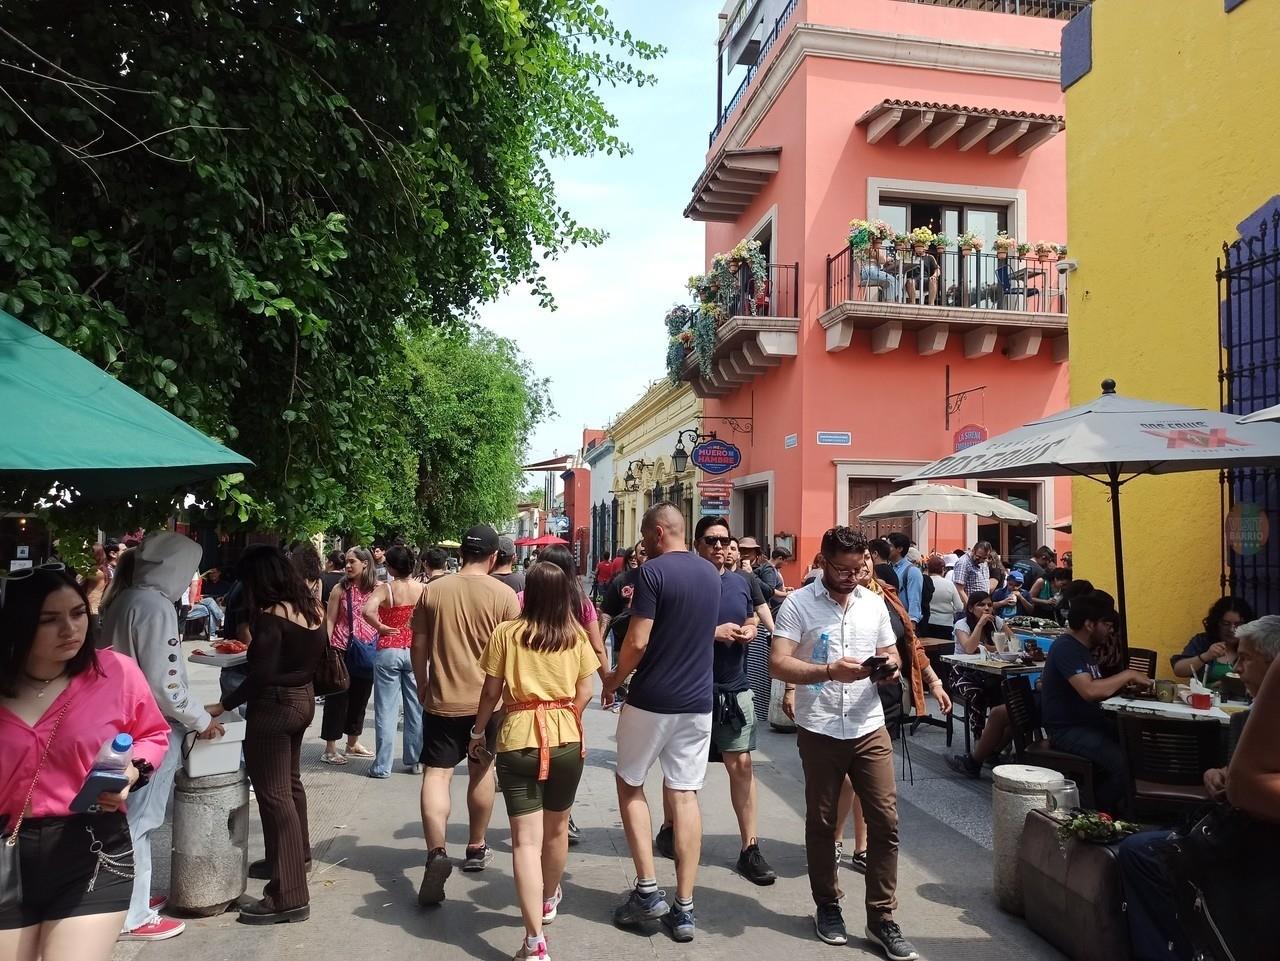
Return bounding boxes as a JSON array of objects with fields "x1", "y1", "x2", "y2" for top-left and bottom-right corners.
[
  {"x1": 1042, "y1": 591, "x2": 1152, "y2": 812},
  {"x1": 603, "y1": 503, "x2": 720, "y2": 942},
  {"x1": 651, "y1": 516, "x2": 774, "y2": 887}
]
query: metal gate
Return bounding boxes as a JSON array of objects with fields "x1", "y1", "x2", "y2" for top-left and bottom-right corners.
[{"x1": 1218, "y1": 209, "x2": 1280, "y2": 613}]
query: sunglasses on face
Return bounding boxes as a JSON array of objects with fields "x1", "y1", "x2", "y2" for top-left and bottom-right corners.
[{"x1": 701, "y1": 536, "x2": 731, "y2": 548}]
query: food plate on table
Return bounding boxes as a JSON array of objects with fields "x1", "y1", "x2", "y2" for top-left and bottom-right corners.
[{"x1": 189, "y1": 642, "x2": 248, "y2": 668}]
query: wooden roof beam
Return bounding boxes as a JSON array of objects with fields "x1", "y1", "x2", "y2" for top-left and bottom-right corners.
[
  {"x1": 865, "y1": 107, "x2": 904, "y2": 144},
  {"x1": 927, "y1": 113, "x2": 967, "y2": 149},
  {"x1": 896, "y1": 109, "x2": 936, "y2": 147},
  {"x1": 988, "y1": 119, "x2": 1031, "y2": 155},
  {"x1": 1014, "y1": 121, "x2": 1063, "y2": 156},
  {"x1": 957, "y1": 116, "x2": 998, "y2": 152}
]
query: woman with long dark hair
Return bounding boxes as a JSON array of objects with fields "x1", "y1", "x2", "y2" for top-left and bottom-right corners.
[
  {"x1": 1172, "y1": 595, "x2": 1255, "y2": 679},
  {"x1": 470, "y1": 562, "x2": 599, "y2": 961},
  {"x1": 950, "y1": 591, "x2": 1010, "y2": 745},
  {"x1": 523, "y1": 546, "x2": 608, "y2": 686},
  {"x1": 318, "y1": 547, "x2": 378, "y2": 764},
  {"x1": 0, "y1": 569, "x2": 169, "y2": 960},
  {"x1": 206, "y1": 546, "x2": 325, "y2": 924},
  {"x1": 361, "y1": 545, "x2": 426, "y2": 778}
]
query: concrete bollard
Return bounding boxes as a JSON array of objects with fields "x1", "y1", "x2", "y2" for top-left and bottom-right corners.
[
  {"x1": 991, "y1": 764, "x2": 1062, "y2": 916},
  {"x1": 171, "y1": 768, "x2": 250, "y2": 916}
]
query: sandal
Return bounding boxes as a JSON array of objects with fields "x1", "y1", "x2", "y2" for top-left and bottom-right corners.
[
  {"x1": 320, "y1": 752, "x2": 348, "y2": 766},
  {"x1": 345, "y1": 744, "x2": 374, "y2": 758}
]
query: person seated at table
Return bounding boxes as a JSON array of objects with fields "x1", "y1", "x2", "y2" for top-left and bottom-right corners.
[
  {"x1": 949, "y1": 592, "x2": 1013, "y2": 744},
  {"x1": 1171, "y1": 596, "x2": 1255, "y2": 680},
  {"x1": 858, "y1": 243, "x2": 900, "y2": 302},
  {"x1": 1116, "y1": 614, "x2": 1280, "y2": 961},
  {"x1": 945, "y1": 703, "x2": 1013, "y2": 780},
  {"x1": 903, "y1": 248, "x2": 940, "y2": 305},
  {"x1": 990, "y1": 569, "x2": 1024, "y2": 620},
  {"x1": 1026, "y1": 566, "x2": 1070, "y2": 618},
  {"x1": 1053, "y1": 578, "x2": 1094, "y2": 626},
  {"x1": 1041, "y1": 591, "x2": 1152, "y2": 813}
]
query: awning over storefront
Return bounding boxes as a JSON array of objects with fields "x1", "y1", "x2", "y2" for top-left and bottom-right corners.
[
  {"x1": 683, "y1": 146, "x2": 782, "y2": 222},
  {"x1": 855, "y1": 99, "x2": 1064, "y2": 155}
]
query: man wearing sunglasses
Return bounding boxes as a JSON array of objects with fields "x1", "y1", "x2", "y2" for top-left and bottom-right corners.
[
  {"x1": 769, "y1": 527, "x2": 918, "y2": 961},
  {"x1": 652, "y1": 517, "x2": 775, "y2": 887}
]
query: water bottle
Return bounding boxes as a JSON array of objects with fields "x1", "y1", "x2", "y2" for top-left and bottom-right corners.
[
  {"x1": 93, "y1": 733, "x2": 134, "y2": 773},
  {"x1": 808, "y1": 632, "x2": 831, "y2": 692}
]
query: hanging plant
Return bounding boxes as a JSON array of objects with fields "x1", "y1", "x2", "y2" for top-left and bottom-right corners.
[
  {"x1": 666, "y1": 338, "x2": 687, "y2": 385},
  {"x1": 691, "y1": 307, "x2": 718, "y2": 378}
]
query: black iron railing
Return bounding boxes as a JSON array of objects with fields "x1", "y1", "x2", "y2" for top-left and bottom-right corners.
[
  {"x1": 891, "y1": 0, "x2": 1090, "y2": 20},
  {"x1": 744, "y1": 261, "x2": 800, "y2": 319},
  {"x1": 1219, "y1": 210, "x2": 1280, "y2": 613},
  {"x1": 710, "y1": 0, "x2": 799, "y2": 147},
  {"x1": 825, "y1": 244, "x2": 1067, "y2": 314}
]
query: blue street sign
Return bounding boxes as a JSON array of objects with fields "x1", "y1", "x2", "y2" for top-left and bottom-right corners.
[
  {"x1": 816, "y1": 431, "x2": 852, "y2": 446},
  {"x1": 690, "y1": 438, "x2": 742, "y2": 475}
]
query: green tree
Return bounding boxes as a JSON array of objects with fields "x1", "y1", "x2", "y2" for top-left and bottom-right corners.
[{"x1": 0, "y1": 2, "x2": 659, "y2": 532}]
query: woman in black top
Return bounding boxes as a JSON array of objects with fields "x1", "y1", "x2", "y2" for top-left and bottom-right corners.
[{"x1": 207, "y1": 546, "x2": 325, "y2": 925}]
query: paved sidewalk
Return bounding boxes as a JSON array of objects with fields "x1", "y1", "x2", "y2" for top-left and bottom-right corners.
[{"x1": 115, "y1": 648, "x2": 1062, "y2": 961}]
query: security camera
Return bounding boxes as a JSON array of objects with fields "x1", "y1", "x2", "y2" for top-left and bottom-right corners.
[{"x1": 1057, "y1": 259, "x2": 1079, "y2": 273}]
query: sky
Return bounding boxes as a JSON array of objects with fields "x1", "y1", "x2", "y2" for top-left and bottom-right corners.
[{"x1": 476, "y1": 0, "x2": 719, "y2": 465}]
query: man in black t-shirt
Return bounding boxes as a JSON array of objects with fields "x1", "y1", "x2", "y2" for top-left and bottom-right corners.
[
  {"x1": 489, "y1": 535, "x2": 527, "y2": 594},
  {"x1": 1042, "y1": 592, "x2": 1152, "y2": 811}
]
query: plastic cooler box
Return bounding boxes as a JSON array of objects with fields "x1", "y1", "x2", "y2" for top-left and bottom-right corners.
[{"x1": 183, "y1": 717, "x2": 247, "y2": 777}]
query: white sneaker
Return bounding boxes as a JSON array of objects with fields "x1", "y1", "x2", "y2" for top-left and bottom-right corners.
[
  {"x1": 514, "y1": 937, "x2": 550, "y2": 960},
  {"x1": 542, "y1": 885, "x2": 563, "y2": 923}
]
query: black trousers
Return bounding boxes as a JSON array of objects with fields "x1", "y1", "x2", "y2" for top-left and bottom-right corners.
[
  {"x1": 319, "y1": 674, "x2": 373, "y2": 742},
  {"x1": 245, "y1": 685, "x2": 315, "y2": 910}
]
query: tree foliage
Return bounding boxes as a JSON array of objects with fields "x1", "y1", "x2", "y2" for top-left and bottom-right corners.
[{"x1": 0, "y1": 1, "x2": 660, "y2": 535}]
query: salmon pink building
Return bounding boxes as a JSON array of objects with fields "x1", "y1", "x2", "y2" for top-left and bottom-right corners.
[{"x1": 672, "y1": 0, "x2": 1083, "y2": 575}]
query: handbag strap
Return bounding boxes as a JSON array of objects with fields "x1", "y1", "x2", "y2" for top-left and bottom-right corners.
[
  {"x1": 6, "y1": 699, "x2": 73, "y2": 845},
  {"x1": 346, "y1": 586, "x2": 356, "y2": 642}
]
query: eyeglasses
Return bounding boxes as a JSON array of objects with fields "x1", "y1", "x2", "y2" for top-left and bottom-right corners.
[
  {"x1": 701, "y1": 536, "x2": 731, "y2": 548},
  {"x1": 0, "y1": 562, "x2": 66, "y2": 581},
  {"x1": 824, "y1": 561, "x2": 862, "y2": 578}
]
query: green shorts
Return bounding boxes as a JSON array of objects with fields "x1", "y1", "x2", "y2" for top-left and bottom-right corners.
[
  {"x1": 495, "y1": 743, "x2": 585, "y2": 817},
  {"x1": 711, "y1": 689, "x2": 757, "y2": 754}
]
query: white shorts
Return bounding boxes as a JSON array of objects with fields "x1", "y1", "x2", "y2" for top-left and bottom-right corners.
[{"x1": 614, "y1": 704, "x2": 712, "y2": 791}]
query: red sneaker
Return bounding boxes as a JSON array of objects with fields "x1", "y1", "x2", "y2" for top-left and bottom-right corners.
[
  {"x1": 149, "y1": 894, "x2": 169, "y2": 911},
  {"x1": 119, "y1": 917, "x2": 186, "y2": 941}
]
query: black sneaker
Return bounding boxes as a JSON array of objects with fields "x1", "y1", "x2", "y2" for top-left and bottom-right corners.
[
  {"x1": 567, "y1": 816, "x2": 582, "y2": 846},
  {"x1": 736, "y1": 843, "x2": 776, "y2": 885},
  {"x1": 417, "y1": 848, "x2": 452, "y2": 906},
  {"x1": 654, "y1": 823, "x2": 675, "y2": 860},
  {"x1": 814, "y1": 903, "x2": 848, "y2": 945},
  {"x1": 946, "y1": 753, "x2": 982, "y2": 779},
  {"x1": 849, "y1": 849, "x2": 868, "y2": 874},
  {"x1": 461, "y1": 843, "x2": 493, "y2": 872},
  {"x1": 662, "y1": 904, "x2": 696, "y2": 942},
  {"x1": 865, "y1": 919, "x2": 920, "y2": 961}
]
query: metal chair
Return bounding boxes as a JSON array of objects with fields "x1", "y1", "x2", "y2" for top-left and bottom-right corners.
[
  {"x1": 1002, "y1": 676, "x2": 1097, "y2": 809},
  {"x1": 1118, "y1": 715, "x2": 1223, "y2": 818},
  {"x1": 1127, "y1": 647, "x2": 1158, "y2": 679}
]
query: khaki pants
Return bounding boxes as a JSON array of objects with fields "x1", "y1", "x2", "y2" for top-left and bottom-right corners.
[{"x1": 797, "y1": 724, "x2": 898, "y2": 922}]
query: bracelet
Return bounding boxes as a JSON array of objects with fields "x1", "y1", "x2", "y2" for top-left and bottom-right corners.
[
  {"x1": 784, "y1": 686, "x2": 796, "y2": 694},
  {"x1": 469, "y1": 726, "x2": 482, "y2": 739}
]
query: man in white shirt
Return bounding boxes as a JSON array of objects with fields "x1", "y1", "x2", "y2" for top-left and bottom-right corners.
[{"x1": 769, "y1": 526, "x2": 918, "y2": 961}]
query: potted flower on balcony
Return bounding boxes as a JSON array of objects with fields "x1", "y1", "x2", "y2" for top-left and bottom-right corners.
[
  {"x1": 959, "y1": 231, "x2": 985, "y2": 253},
  {"x1": 1055, "y1": 243, "x2": 1068, "y2": 257},
  {"x1": 1034, "y1": 241, "x2": 1057, "y2": 261},
  {"x1": 1016, "y1": 242, "x2": 1032, "y2": 258},
  {"x1": 993, "y1": 232, "x2": 1016, "y2": 260},
  {"x1": 677, "y1": 329, "x2": 693, "y2": 348},
  {"x1": 909, "y1": 226, "x2": 935, "y2": 255}
]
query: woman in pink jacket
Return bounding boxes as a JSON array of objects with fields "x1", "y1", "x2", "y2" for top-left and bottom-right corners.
[{"x1": 0, "y1": 567, "x2": 169, "y2": 961}]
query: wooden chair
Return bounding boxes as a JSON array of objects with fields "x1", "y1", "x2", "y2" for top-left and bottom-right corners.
[
  {"x1": 1127, "y1": 647, "x2": 1158, "y2": 679},
  {"x1": 1002, "y1": 676, "x2": 1097, "y2": 809},
  {"x1": 1118, "y1": 715, "x2": 1224, "y2": 818}
]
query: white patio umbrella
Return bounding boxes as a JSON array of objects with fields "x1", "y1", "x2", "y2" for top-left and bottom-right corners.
[
  {"x1": 895, "y1": 379, "x2": 1280, "y2": 644},
  {"x1": 1238, "y1": 403, "x2": 1280, "y2": 424},
  {"x1": 860, "y1": 483, "x2": 1038, "y2": 524}
]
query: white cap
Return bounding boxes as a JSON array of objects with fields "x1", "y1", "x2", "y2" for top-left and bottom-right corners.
[
  {"x1": 907, "y1": 546, "x2": 922, "y2": 564},
  {"x1": 944, "y1": 555, "x2": 958, "y2": 568}
]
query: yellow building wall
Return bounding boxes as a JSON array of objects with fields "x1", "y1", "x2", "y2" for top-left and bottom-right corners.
[{"x1": 1066, "y1": 0, "x2": 1280, "y2": 671}]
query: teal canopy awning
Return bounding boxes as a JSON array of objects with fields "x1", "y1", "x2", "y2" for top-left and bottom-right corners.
[{"x1": 0, "y1": 308, "x2": 253, "y2": 500}]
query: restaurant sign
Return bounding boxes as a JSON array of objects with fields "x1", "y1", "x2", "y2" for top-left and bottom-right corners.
[
  {"x1": 953, "y1": 424, "x2": 988, "y2": 452},
  {"x1": 690, "y1": 438, "x2": 742, "y2": 475}
]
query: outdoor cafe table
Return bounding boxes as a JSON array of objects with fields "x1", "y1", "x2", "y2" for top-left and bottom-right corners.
[
  {"x1": 941, "y1": 652, "x2": 1043, "y2": 678},
  {"x1": 1101, "y1": 695, "x2": 1246, "y2": 727}
]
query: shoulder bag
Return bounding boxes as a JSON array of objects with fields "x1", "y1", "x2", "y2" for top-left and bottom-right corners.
[
  {"x1": 2, "y1": 700, "x2": 72, "y2": 913},
  {"x1": 343, "y1": 587, "x2": 377, "y2": 681},
  {"x1": 1168, "y1": 803, "x2": 1280, "y2": 961}
]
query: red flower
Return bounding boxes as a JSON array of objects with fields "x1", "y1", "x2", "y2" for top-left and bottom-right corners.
[{"x1": 1098, "y1": 812, "x2": 1112, "y2": 822}]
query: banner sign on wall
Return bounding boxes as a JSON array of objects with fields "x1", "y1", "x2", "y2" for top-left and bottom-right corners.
[{"x1": 953, "y1": 424, "x2": 989, "y2": 452}]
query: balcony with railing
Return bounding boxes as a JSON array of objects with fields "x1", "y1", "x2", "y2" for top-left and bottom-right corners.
[
  {"x1": 891, "y1": 0, "x2": 1090, "y2": 21},
  {"x1": 821, "y1": 243, "x2": 1067, "y2": 361},
  {"x1": 674, "y1": 262, "x2": 801, "y2": 398}
]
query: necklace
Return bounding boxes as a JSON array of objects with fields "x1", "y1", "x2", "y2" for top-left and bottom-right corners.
[{"x1": 23, "y1": 670, "x2": 64, "y2": 698}]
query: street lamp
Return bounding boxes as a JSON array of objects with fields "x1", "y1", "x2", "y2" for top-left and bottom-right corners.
[
  {"x1": 624, "y1": 458, "x2": 651, "y2": 492},
  {"x1": 671, "y1": 428, "x2": 707, "y2": 474}
]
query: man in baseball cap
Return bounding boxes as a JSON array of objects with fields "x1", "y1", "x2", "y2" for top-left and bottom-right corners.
[
  {"x1": 490, "y1": 534, "x2": 526, "y2": 594},
  {"x1": 412, "y1": 523, "x2": 519, "y2": 904}
]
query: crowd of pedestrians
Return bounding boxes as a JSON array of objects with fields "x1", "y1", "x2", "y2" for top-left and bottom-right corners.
[{"x1": 5, "y1": 520, "x2": 1278, "y2": 961}]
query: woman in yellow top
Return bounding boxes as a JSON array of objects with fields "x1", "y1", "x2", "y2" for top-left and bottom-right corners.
[{"x1": 470, "y1": 561, "x2": 599, "y2": 961}]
